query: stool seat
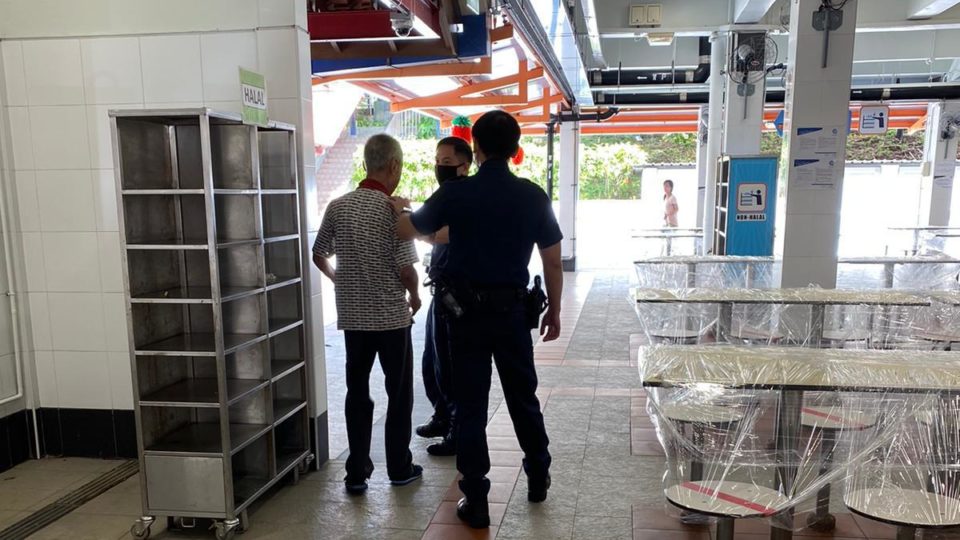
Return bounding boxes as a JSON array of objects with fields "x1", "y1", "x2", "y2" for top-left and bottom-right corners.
[
  {"x1": 651, "y1": 328, "x2": 702, "y2": 341},
  {"x1": 914, "y1": 330, "x2": 960, "y2": 343},
  {"x1": 661, "y1": 403, "x2": 745, "y2": 425},
  {"x1": 665, "y1": 480, "x2": 788, "y2": 518},
  {"x1": 847, "y1": 487, "x2": 960, "y2": 528},
  {"x1": 731, "y1": 325, "x2": 784, "y2": 341},
  {"x1": 822, "y1": 329, "x2": 871, "y2": 342},
  {"x1": 800, "y1": 406, "x2": 877, "y2": 431}
]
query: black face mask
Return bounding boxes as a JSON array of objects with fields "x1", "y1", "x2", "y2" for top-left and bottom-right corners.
[{"x1": 435, "y1": 164, "x2": 463, "y2": 184}]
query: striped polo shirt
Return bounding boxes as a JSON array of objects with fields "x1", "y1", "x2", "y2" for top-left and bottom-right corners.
[{"x1": 313, "y1": 185, "x2": 418, "y2": 331}]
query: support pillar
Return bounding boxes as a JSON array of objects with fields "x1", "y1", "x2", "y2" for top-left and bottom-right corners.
[
  {"x1": 695, "y1": 106, "x2": 709, "y2": 228},
  {"x1": 559, "y1": 120, "x2": 580, "y2": 271},
  {"x1": 702, "y1": 33, "x2": 726, "y2": 251},
  {"x1": 919, "y1": 101, "x2": 960, "y2": 227},
  {"x1": 775, "y1": 0, "x2": 858, "y2": 289}
]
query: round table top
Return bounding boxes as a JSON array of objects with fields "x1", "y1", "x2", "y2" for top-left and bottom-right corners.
[
  {"x1": 665, "y1": 480, "x2": 788, "y2": 518},
  {"x1": 847, "y1": 487, "x2": 960, "y2": 528}
]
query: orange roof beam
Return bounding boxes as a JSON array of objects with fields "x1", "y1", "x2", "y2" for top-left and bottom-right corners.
[
  {"x1": 908, "y1": 115, "x2": 928, "y2": 135},
  {"x1": 391, "y1": 61, "x2": 543, "y2": 112},
  {"x1": 313, "y1": 57, "x2": 493, "y2": 86}
]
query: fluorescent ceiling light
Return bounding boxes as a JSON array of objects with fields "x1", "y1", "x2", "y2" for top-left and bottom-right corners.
[{"x1": 646, "y1": 33, "x2": 675, "y2": 46}]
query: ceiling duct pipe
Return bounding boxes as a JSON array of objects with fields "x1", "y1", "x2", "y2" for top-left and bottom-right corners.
[
  {"x1": 589, "y1": 36, "x2": 712, "y2": 87},
  {"x1": 555, "y1": 107, "x2": 620, "y2": 123},
  {"x1": 595, "y1": 84, "x2": 960, "y2": 106}
]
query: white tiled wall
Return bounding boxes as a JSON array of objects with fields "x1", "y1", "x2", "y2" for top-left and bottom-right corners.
[{"x1": 0, "y1": 0, "x2": 323, "y2": 414}]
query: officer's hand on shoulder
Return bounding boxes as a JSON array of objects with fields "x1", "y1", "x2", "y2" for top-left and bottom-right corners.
[{"x1": 390, "y1": 197, "x2": 411, "y2": 215}]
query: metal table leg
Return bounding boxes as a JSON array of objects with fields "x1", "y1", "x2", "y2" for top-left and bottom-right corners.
[
  {"x1": 810, "y1": 305, "x2": 826, "y2": 348},
  {"x1": 883, "y1": 262, "x2": 896, "y2": 289},
  {"x1": 686, "y1": 262, "x2": 697, "y2": 288},
  {"x1": 807, "y1": 427, "x2": 837, "y2": 531},
  {"x1": 718, "y1": 303, "x2": 733, "y2": 343},
  {"x1": 770, "y1": 390, "x2": 803, "y2": 540}
]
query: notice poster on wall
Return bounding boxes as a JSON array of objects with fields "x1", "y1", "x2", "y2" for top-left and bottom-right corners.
[{"x1": 793, "y1": 126, "x2": 842, "y2": 190}]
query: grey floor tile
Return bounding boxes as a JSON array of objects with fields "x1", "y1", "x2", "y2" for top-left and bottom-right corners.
[{"x1": 572, "y1": 515, "x2": 633, "y2": 540}]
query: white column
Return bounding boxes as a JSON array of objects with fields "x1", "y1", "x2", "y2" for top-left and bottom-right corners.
[
  {"x1": 919, "y1": 101, "x2": 960, "y2": 226},
  {"x1": 702, "y1": 33, "x2": 726, "y2": 251},
  {"x1": 558, "y1": 120, "x2": 580, "y2": 270},
  {"x1": 775, "y1": 0, "x2": 858, "y2": 288},
  {"x1": 695, "y1": 105, "x2": 709, "y2": 228}
]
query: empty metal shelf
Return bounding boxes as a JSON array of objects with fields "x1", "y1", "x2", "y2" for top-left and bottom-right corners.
[
  {"x1": 144, "y1": 422, "x2": 270, "y2": 456},
  {"x1": 130, "y1": 286, "x2": 263, "y2": 304},
  {"x1": 271, "y1": 361, "x2": 305, "y2": 383},
  {"x1": 122, "y1": 189, "x2": 206, "y2": 195},
  {"x1": 274, "y1": 400, "x2": 307, "y2": 426},
  {"x1": 268, "y1": 320, "x2": 303, "y2": 337},
  {"x1": 139, "y1": 378, "x2": 268, "y2": 408},
  {"x1": 126, "y1": 238, "x2": 209, "y2": 250},
  {"x1": 263, "y1": 234, "x2": 299, "y2": 244},
  {"x1": 135, "y1": 332, "x2": 266, "y2": 356}
]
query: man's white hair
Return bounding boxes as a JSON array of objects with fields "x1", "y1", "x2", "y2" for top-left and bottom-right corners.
[{"x1": 364, "y1": 133, "x2": 403, "y2": 173}]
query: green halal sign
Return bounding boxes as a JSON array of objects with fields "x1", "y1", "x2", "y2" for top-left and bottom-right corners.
[{"x1": 240, "y1": 68, "x2": 268, "y2": 127}]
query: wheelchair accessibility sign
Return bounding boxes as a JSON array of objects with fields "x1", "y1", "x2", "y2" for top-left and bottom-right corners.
[{"x1": 736, "y1": 183, "x2": 767, "y2": 221}]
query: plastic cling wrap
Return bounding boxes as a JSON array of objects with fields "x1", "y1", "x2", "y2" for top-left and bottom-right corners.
[
  {"x1": 639, "y1": 345, "x2": 960, "y2": 532},
  {"x1": 631, "y1": 287, "x2": 930, "y2": 349}
]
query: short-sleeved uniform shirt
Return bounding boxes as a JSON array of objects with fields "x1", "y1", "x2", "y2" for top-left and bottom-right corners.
[
  {"x1": 313, "y1": 184, "x2": 419, "y2": 331},
  {"x1": 410, "y1": 159, "x2": 562, "y2": 289}
]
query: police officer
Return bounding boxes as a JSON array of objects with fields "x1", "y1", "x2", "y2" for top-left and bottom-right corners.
[
  {"x1": 395, "y1": 111, "x2": 564, "y2": 529},
  {"x1": 415, "y1": 136, "x2": 474, "y2": 456}
]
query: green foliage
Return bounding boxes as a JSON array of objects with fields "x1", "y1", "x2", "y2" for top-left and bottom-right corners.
[
  {"x1": 416, "y1": 116, "x2": 439, "y2": 140},
  {"x1": 347, "y1": 128, "x2": 927, "y2": 202}
]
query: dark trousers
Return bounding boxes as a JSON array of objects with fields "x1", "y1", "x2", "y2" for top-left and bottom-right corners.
[
  {"x1": 422, "y1": 299, "x2": 455, "y2": 429},
  {"x1": 343, "y1": 326, "x2": 414, "y2": 480},
  {"x1": 448, "y1": 306, "x2": 551, "y2": 500}
]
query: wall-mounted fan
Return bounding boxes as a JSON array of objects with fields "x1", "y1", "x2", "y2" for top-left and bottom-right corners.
[
  {"x1": 940, "y1": 113, "x2": 960, "y2": 158},
  {"x1": 727, "y1": 32, "x2": 779, "y2": 120}
]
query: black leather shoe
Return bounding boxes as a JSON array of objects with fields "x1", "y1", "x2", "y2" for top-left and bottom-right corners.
[
  {"x1": 426, "y1": 437, "x2": 456, "y2": 456},
  {"x1": 456, "y1": 497, "x2": 490, "y2": 529},
  {"x1": 528, "y1": 473, "x2": 551, "y2": 503},
  {"x1": 415, "y1": 416, "x2": 449, "y2": 439}
]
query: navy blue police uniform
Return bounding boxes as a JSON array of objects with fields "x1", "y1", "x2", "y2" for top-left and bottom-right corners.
[
  {"x1": 422, "y1": 221, "x2": 455, "y2": 434},
  {"x1": 409, "y1": 158, "x2": 562, "y2": 503}
]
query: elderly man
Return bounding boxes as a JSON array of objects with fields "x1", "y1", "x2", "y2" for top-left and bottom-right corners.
[{"x1": 313, "y1": 133, "x2": 423, "y2": 494}]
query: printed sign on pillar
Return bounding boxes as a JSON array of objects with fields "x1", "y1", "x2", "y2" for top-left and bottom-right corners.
[
  {"x1": 859, "y1": 106, "x2": 889, "y2": 135},
  {"x1": 240, "y1": 68, "x2": 268, "y2": 127}
]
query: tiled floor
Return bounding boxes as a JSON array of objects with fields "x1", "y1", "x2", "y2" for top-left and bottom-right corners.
[{"x1": 8, "y1": 271, "x2": 957, "y2": 539}]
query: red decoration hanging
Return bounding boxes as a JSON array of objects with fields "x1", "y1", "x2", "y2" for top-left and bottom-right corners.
[
  {"x1": 450, "y1": 115, "x2": 472, "y2": 144},
  {"x1": 512, "y1": 145, "x2": 525, "y2": 166}
]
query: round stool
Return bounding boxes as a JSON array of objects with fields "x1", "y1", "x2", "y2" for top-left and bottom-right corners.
[
  {"x1": 821, "y1": 328, "x2": 871, "y2": 348},
  {"x1": 665, "y1": 480, "x2": 789, "y2": 540},
  {"x1": 801, "y1": 405, "x2": 878, "y2": 531},
  {"x1": 730, "y1": 324, "x2": 784, "y2": 345},
  {"x1": 660, "y1": 401, "x2": 746, "y2": 525},
  {"x1": 847, "y1": 487, "x2": 960, "y2": 540},
  {"x1": 651, "y1": 327, "x2": 703, "y2": 344}
]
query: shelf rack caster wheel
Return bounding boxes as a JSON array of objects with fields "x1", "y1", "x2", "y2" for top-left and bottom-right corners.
[
  {"x1": 130, "y1": 516, "x2": 155, "y2": 539},
  {"x1": 238, "y1": 510, "x2": 250, "y2": 533},
  {"x1": 215, "y1": 518, "x2": 241, "y2": 540},
  {"x1": 298, "y1": 453, "x2": 315, "y2": 475}
]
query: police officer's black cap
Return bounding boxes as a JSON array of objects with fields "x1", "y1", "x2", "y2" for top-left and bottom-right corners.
[{"x1": 472, "y1": 110, "x2": 521, "y2": 161}]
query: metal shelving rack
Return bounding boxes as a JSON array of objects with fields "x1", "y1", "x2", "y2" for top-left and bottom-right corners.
[
  {"x1": 110, "y1": 109, "x2": 313, "y2": 540},
  {"x1": 713, "y1": 156, "x2": 732, "y2": 255}
]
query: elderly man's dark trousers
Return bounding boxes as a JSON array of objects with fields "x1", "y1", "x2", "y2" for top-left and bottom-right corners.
[
  {"x1": 343, "y1": 326, "x2": 414, "y2": 481},
  {"x1": 447, "y1": 305, "x2": 551, "y2": 501}
]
